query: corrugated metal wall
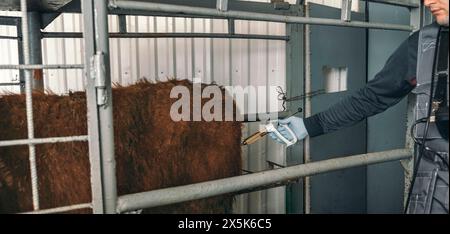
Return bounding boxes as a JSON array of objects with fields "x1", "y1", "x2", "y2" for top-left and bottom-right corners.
[{"x1": 38, "y1": 15, "x2": 288, "y2": 114}]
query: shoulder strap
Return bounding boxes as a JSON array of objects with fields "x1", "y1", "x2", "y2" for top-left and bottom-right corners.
[
  {"x1": 434, "y1": 28, "x2": 448, "y2": 107},
  {"x1": 414, "y1": 23, "x2": 441, "y2": 93}
]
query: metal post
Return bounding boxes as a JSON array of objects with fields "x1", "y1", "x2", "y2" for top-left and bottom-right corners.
[
  {"x1": 94, "y1": 0, "x2": 117, "y2": 214},
  {"x1": 82, "y1": 0, "x2": 117, "y2": 214},
  {"x1": 85, "y1": 0, "x2": 117, "y2": 214},
  {"x1": 228, "y1": 19, "x2": 235, "y2": 35},
  {"x1": 285, "y1": 7, "x2": 305, "y2": 214},
  {"x1": 118, "y1": 14, "x2": 127, "y2": 33},
  {"x1": 16, "y1": 17, "x2": 25, "y2": 93},
  {"x1": 26, "y1": 12, "x2": 44, "y2": 91},
  {"x1": 116, "y1": 149, "x2": 411, "y2": 213},
  {"x1": 303, "y1": 4, "x2": 312, "y2": 214},
  {"x1": 82, "y1": 0, "x2": 103, "y2": 213},
  {"x1": 217, "y1": 0, "x2": 228, "y2": 12},
  {"x1": 341, "y1": 0, "x2": 352, "y2": 22},
  {"x1": 20, "y1": 0, "x2": 39, "y2": 211}
]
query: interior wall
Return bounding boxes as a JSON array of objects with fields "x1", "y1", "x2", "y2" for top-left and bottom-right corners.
[
  {"x1": 366, "y1": 2, "x2": 411, "y2": 214},
  {"x1": 308, "y1": 3, "x2": 368, "y2": 213}
]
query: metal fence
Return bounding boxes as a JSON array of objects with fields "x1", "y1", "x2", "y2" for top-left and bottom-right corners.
[{"x1": 0, "y1": 0, "x2": 421, "y2": 214}]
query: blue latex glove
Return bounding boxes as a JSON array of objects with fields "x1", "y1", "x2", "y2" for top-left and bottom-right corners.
[{"x1": 269, "y1": 117, "x2": 308, "y2": 145}]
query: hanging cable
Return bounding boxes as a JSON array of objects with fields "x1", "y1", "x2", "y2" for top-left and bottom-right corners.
[
  {"x1": 410, "y1": 118, "x2": 449, "y2": 168},
  {"x1": 277, "y1": 86, "x2": 325, "y2": 111}
]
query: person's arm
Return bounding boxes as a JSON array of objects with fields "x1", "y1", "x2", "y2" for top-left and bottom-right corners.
[{"x1": 303, "y1": 31, "x2": 420, "y2": 137}]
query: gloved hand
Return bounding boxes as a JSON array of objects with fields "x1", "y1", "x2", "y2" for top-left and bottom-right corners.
[{"x1": 269, "y1": 117, "x2": 308, "y2": 144}]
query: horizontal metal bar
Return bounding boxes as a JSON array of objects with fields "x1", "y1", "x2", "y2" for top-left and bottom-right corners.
[
  {"x1": 109, "y1": 1, "x2": 414, "y2": 31},
  {"x1": 0, "y1": 16, "x2": 20, "y2": 26},
  {"x1": 50, "y1": 0, "x2": 302, "y2": 18},
  {"x1": 41, "y1": 32, "x2": 289, "y2": 41},
  {"x1": 363, "y1": 0, "x2": 420, "y2": 8},
  {"x1": 0, "y1": 35, "x2": 18, "y2": 40},
  {"x1": 0, "y1": 64, "x2": 84, "y2": 70},
  {"x1": 0, "y1": 82, "x2": 22, "y2": 86},
  {"x1": 243, "y1": 111, "x2": 293, "y2": 123},
  {"x1": 21, "y1": 203, "x2": 92, "y2": 214},
  {"x1": 116, "y1": 149, "x2": 411, "y2": 213},
  {"x1": 0, "y1": 135, "x2": 89, "y2": 148}
]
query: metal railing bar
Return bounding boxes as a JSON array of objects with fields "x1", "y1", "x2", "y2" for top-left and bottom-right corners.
[
  {"x1": 0, "y1": 82, "x2": 22, "y2": 86},
  {"x1": 116, "y1": 149, "x2": 412, "y2": 213},
  {"x1": 0, "y1": 135, "x2": 90, "y2": 148},
  {"x1": 0, "y1": 64, "x2": 84, "y2": 70},
  {"x1": 41, "y1": 32, "x2": 289, "y2": 41},
  {"x1": 0, "y1": 35, "x2": 19, "y2": 40},
  {"x1": 21, "y1": 203, "x2": 92, "y2": 214},
  {"x1": 109, "y1": 0, "x2": 415, "y2": 32}
]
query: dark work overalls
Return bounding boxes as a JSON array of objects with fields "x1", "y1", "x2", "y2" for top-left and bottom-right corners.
[
  {"x1": 407, "y1": 23, "x2": 448, "y2": 214},
  {"x1": 302, "y1": 22, "x2": 449, "y2": 214}
]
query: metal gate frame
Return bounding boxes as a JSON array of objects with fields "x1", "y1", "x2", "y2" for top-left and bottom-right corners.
[{"x1": 0, "y1": 0, "x2": 423, "y2": 214}]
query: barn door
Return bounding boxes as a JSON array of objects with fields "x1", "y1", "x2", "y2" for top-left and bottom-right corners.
[{"x1": 306, "y1": 3, "x2": 368, "y2": 213}]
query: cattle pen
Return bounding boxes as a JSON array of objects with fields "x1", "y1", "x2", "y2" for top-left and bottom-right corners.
[{"x1": 0, "y1": 0, "x2": 427, "y2": 214}]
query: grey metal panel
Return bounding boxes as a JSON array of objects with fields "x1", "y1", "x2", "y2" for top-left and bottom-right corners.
[
  {"x1": 286, "y1": 21, "x2": 304, "y2": 214},
  {"x1": 366, "y1": 2, "x2": 410, "y2": 214},
  {"x1": 308, "y1": 3, "x2": 367, "y2": 213}
]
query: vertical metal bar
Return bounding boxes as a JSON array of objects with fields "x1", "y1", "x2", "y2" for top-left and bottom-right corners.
[
  {"x1": 285, "y1": 9, "x2": 305, "y2": 213},
  {"x1": 228, "y1": 19, "x2": 235, "y2": 35},
  {"x1": 303, "y1": 4, "x2": 312, "y2": 214},
  {"x1": 153, "y1": 17, "x2": 159, "y2": 80},
  {"x1": 341, "y1": 0, "x2": 353, "y2": 22},
  {"x1": 216, "y1": 0, "x2": 229, "y2": 12},
  {"x1": 27, "y1": 12, "x2": 44, "y2": 91},
  {"x1": 93, "y1": 0, "x2": 117, "y2": 214},
  {"x1": 172, "y1": 18, "x2": 177, "y2": 78},
  {"x1": 82, "y1": 0, "x2": 105, "y2": 214},
  {"x1": 118, "y1": 14, "x2": 127, "y2": 33},
  {"x1": 82, "y1": 0, "x2": 118, "y2": 214},
  {"x1": 20, "y1": 0, "x2": 39, "y2": 211},
  {"x1": 16, "y1": 17, "x2": 25, "y2": 93}
]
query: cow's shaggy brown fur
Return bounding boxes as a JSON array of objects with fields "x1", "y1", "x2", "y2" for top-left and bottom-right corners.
[{"x1": 0, "y1": 79, "x2": 242, "y2": 214}]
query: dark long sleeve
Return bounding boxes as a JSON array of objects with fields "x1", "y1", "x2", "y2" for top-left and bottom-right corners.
[{"x1": 304, "y1": 31, "x2": 420, "y2": 137}]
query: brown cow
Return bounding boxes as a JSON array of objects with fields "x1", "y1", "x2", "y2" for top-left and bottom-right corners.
[{"x1": 0, "y1": 79, "x2": 242, "y2": 214}]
